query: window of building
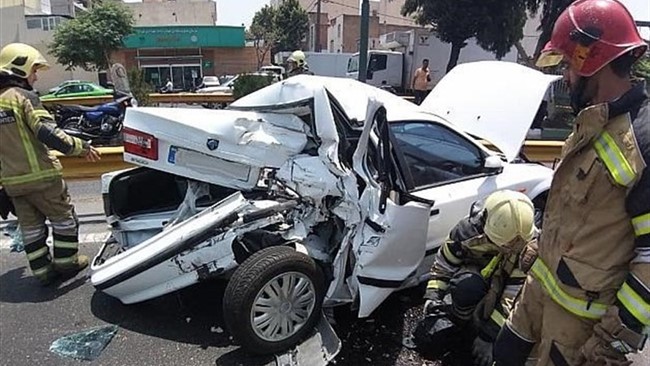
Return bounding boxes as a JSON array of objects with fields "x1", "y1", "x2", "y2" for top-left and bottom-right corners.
[
  {"x1": 337, "y1": 24, "x2": 341, "y2": 38},
  {"x1": 27, "y1": 17, "x2": 65, "y2": 32},
  {"x1": 26, "y1": 18, "x2": 42, "y2": 29}
]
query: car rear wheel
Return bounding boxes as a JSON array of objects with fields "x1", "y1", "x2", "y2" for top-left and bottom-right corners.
[{"x1": 223, "y1": 245, "x2": 325, "y2": 355}]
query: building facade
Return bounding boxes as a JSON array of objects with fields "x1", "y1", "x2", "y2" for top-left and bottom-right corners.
[
  {"x1": 112, "y1": 25, "x2": 268, "y2": 90},
  {"x1": 123, "y1": 0, "x2": 217, "y2": 26},
  {"x1": 0, "y1": 1, "x2": 98, "y2": 93},
  {"x1": 326, "y1": 13, "x2": 421, "y2": 53},
  {"x1": 272, "y1": 0, "x2": 420, "y2": 52}
]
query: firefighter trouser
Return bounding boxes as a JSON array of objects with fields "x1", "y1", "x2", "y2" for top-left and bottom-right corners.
[
  {"x1": 494, "y1": 275, "x2": 602, "y2": 366},
  {"x1": 10, "y1": 178, "x2": 80, "y2": 280}
]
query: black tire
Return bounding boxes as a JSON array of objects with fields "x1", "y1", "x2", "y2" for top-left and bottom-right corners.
[
  {"x1": 62, "y1": 117, "x2": 82, "y2": 131},
  {"x1": 223, "y1": 245, "x2": 325, "y2": 355}
]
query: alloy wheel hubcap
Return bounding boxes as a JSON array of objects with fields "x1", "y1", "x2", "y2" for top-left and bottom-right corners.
[{"x1": 250, "y1": 271, "x2": 316, "y2": 342}]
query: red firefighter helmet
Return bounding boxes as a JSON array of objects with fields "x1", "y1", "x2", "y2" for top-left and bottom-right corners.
[{"x1": 536, "y1": 0, "x2": 647, "y2": 77}]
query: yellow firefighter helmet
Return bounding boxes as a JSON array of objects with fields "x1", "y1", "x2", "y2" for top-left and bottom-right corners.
[
  {"x1": 0, "y1": 43, "x2": 50, "y2": 79},
  {"x1": 287, "y1": 50, "x2": 306, "y2": 67},
  {"x1": 483, "y1": 190, "x2": 535, "y2": 247}
]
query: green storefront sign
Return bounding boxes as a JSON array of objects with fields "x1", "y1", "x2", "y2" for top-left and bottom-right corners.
[{"x1": 123, "y1": 25, "x2": 245, "y2": 49}]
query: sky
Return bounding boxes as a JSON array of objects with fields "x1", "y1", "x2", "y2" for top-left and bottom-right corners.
[
  {"x1": 122, "y1": 0, "x2": 269, "y2": 29},
  {"x1": 216, "y1": 0, "x2": 269, "y2": 28}
]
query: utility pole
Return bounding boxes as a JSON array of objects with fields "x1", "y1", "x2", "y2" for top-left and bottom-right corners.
[
  {"x1": 315, "y1": 0, "x2": 321, "y2": 52},
  {"x1": 358, "y1": 0, "x2": 369, "y2": 82}
]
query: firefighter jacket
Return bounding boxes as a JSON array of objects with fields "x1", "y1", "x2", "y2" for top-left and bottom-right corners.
[
  {"x1": 533, "y1": 81, "x2": 650, "y2": 335},
  {"x1": 0, "y1": 81, "x2": 88, "y2": 193},
  {"x1": 427, "y1": 209, "x2": 531, "y2": 341},
  {"x1": 286, "y1": 65, "x2": 314, "y2": 78}
]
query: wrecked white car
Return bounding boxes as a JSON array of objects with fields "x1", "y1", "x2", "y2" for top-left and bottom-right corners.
[{"x1": 91, "y1": 62, "x2": 560, "y2": 357}]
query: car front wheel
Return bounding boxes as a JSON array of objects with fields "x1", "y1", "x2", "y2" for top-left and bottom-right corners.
[{"x1": 222, "y1": 245, "x2": 325, "y2": 355}]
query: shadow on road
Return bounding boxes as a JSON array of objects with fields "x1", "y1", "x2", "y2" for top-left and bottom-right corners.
[
  {"x1": 0, "y1": 266, "x2": 87, "y2": 303},
  {"x1": 214, "y1": 348, "x2": 274, "y2": 366},
  {"x1": 90, "y1": 279, "x2": 459, "y2": 366},
  {"x1": 90, "y1": 280, "x2": 233, "y2": 349}
]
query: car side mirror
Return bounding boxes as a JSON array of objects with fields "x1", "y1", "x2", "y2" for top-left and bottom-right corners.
[
  {"x1": 367, "y1": 70, "x2": 374, "y2": 80},
  {"x1": 484, "y1": 155, "x2": 504, "y2": 171}
]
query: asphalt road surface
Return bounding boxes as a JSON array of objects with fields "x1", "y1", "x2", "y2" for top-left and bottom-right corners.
[{"x1": 1, "y1": 180, "x2": 648, "y2": 366}]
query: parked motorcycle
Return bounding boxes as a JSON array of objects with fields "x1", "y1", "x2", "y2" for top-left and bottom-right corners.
[{"x1": 49, "y1": 93, "x2": 136, "y2": 143}]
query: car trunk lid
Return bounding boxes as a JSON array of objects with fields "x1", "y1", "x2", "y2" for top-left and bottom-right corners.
[{"x1": 123, "y1": 107, "x2": 309, "y2": 189}]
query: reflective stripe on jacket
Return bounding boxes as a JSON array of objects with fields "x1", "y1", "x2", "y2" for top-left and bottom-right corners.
[
  {"x1": 537, "y1": 82, "x2": 650, "y2": 334},
  {"x1": 0, "y1": 86, "x2": 86, "y2": 189}
]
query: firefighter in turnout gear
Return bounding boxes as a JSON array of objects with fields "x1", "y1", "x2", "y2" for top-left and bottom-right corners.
[
  {"x1": 493, "y1": 1, "x2": 650, "y2": 365},
  {"x1": 286, "y1": 50, "x2": 313, "y2": 78},
  {"x1": 413, "y1": 190, "x2": 537, "y2": 366},
  {"x1": 0, "y1": 43, "x2": 101, "y2": 285}
]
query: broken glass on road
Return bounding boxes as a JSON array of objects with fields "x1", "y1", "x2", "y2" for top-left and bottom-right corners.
[{"x1": 49, "y1": 325, "x2": 118, "y2": 361}]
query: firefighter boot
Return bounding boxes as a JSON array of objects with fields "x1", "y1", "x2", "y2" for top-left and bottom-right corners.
[{"x1": 53, "y1": 254, "x2": 89, "y2": 275}]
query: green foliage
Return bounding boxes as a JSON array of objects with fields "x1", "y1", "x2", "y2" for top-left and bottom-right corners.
[
  {"x1": 534, "y1": 0, "x2": 573, "y2": 58},
  {"x1": 275, "y1": 0, "x2": 309, "y2": 52},
  {"x1": 250, "y1": 5, "x2": 279, "y2": 68},
  {"x1": 232, "y1": 74, "x2": 276, "y2": 100},
  {"x1": 249, "y1": 0, "x2": 308, "y2": 65},
  {"x1": 50, "y1": 2, "x2": 134, "y2": 71},
  {"x1": 633, "y1": 54, "x2": 650, "y2": 81},
  {"x1": 402, "y1": 0, "x2": 529, "y2": 71},
  {"x1": 127, "y1": 68, "x2": 153, "y2": 106}
]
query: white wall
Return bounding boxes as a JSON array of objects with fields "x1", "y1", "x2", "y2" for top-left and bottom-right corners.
[{"x1": 125, "y1": 0, "x2": 217, "y2": 26}]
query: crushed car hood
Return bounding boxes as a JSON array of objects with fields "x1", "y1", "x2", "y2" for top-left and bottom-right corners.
[{"x1": 420, "y1": 61, "x2": 561, "y2": 162}]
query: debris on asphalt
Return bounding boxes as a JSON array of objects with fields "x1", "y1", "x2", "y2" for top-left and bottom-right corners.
[
  {"x1": 1, "y1": 223, "x2": 24, "y2": 253},
  {"x1": 185, "y1": 317, "x2": 192, "y2": 323},
  {"x1": 49, "y1": 325, "x2": 118, "y2": 361},
  {"x1": 402, "y1": 335, "x2": 417, "y2": 349},
  {"x1": 210, "y1": 326, "x2": 223, "y2": 334}
]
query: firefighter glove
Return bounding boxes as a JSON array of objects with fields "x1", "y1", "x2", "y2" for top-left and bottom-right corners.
[
  {"x1": 594, "y1": 307, "x2": 647, "y2": 354},
  {"x1": 471, "y1": 336, "x2": 494, "y2": 366},
  {"x1": 518, "y1": 239, "x2": 539, "y2": 273},
  {"x1": 424, "y1": 297, "x2": 447, "y2": 317},
  {"x1": 581, "y1": 334, "x2": 632, "y2": 366}
]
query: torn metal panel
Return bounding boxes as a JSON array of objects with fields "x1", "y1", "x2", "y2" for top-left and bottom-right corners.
[
  {"x1": 274, "y1": 313, "x2": 341, "y2": 366},
  {"x1": 276, "y1": 156, "x2": 343, "y2": 202},
  {"x1": 165, "y1": 180, "x2": 211, "y2": 228},
  {"x1": 91, "y1": 193, "x2": 250, "y2": 303}
]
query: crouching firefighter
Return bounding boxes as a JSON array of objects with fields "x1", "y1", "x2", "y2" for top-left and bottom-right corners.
[
  {"x1": 493, "y1": 1, "x2": 650, "y2": 365},
  {"x1": 0, "y1": 43, "x2": 101, "y2": 285},
  {"x1": 286, "y1": 50, "x2": 314, "y2": 78},
  {"x1": 413, "y1": 190, "x2": 538, "y2": 366}
]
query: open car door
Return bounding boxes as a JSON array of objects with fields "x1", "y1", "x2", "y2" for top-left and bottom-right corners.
[{"x1": 350, "y1": 99, "x2": 434, "y2": 318}]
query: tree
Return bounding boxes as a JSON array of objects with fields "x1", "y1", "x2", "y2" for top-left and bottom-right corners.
[
  {"x1": 127, "y1": 68, "x2": 153, "y2": 106},
  {"x1": 633, "y1": 54, "x2": 650, "y2": 82},
  {"x1": 249, "y1": 5, "x2": 279, "y2": 69},
  {"x1": 533, "y1": 0, "x2": 573, "y2": 59},
  {"x1": 402, "y1": 0, "x2": 531, "y2": 72},
  {"x1": 50, "y1": 1, "x2": 133, "y2": 71},
  {"x1": 274, "y1": 0, "x2": 309, "y2": 52}
]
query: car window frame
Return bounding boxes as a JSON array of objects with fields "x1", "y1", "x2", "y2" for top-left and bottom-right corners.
[{"x1": 388, "y1": 120, "x2": 496, "y2": 192}]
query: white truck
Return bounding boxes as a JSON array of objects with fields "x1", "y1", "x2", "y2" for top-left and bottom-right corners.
[
  {"x1": 347, "y1": 30, "x2": 518, "y2": 93},
  {"x1": 274, "y1": 51, "x2": 354, "y2": 77}
]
